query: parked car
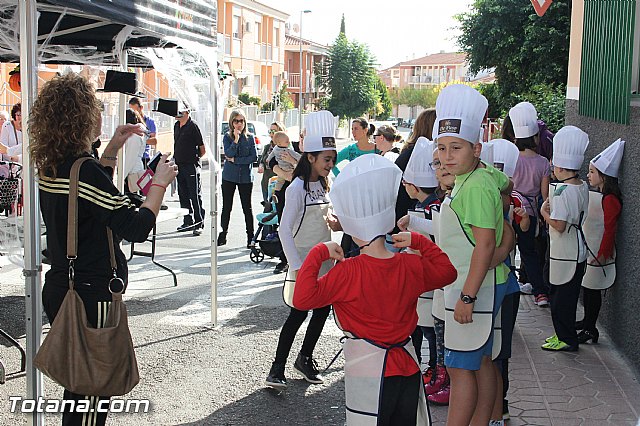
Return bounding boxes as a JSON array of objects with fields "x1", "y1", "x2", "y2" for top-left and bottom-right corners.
[{"x1": 220, "y1": 120, "x2": 270, "y2": 165}]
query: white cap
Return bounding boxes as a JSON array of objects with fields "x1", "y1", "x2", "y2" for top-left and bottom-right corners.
[
  {"x1": 480, "y1": 142, "x2": 494, "y2": 165},
  {"x1": 591, "y1": 138, "x2": 625, "y2": 177},
  {"x1": 435, "y1": 84, "x2": 487, "y2": 144},
  {"x1": 553, "y1": 126, "x2": 589, "y2": 170},
  {"x1": 509, "y1": 102, "x2": 539, "y2": 139},
  {"x1": 491, "y1": 138, "x2": 520, "y2": 178},
  {"x1": 431, "y1": 117, "x2": 439, "y2": 141},
  {"x1": 303, "y1": 110, "x2": 337, "y2": 153},
  {"x1": 331, "y1": 155, "x2": 402, "y2": 242},
  {"x1": 404, "y1": 137, "x2": 438, "y2": 188}
]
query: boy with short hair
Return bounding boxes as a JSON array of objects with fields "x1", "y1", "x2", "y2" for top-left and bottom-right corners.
[
  {"x1": 540, "y1": 126, "x2": 590, "y2": 351},
  {"x1": 434, "y1": 84, "x2": 510, "y2": 426}
]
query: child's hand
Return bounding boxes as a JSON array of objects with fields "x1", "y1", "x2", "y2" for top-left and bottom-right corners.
[
  {"x1": 397, "y1": 215, "x2": 410, "y2": 231},
  {"x1": 392, "y1": 232, "x2": 412, "y2": 248},
  {"x1": 454, "y1": 299, "x2": 474, "y2": 324},
  {"x1": 513, "y1": 207, "x2": 527, "y2": 218},
  {"x1": 541, "y1": 199, "x2": 550, "y2": 216},
  {"x1": 323, "y1": 242, "x2": 344, "y2": 262},
  {"x1": 327, "y1": 214, "x2": 342, "y2": 232},
  {"x1": 258, "y1": 164, "x2": 264, "y2": 173}
]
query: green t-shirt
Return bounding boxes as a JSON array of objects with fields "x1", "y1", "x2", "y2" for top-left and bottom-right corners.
[
  {"x1": 332, "y1": 143, "x2": 379, "y2": 176},
  {"x1": 450, "y1": 167, "x2": 509, "y2": 284},
  {"x1": 481, "y1": 161, "x2": 510, "y2": 192}
]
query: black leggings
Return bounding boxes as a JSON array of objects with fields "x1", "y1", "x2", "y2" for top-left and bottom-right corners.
[
  {"x1": 582, "y1": 287, "x2": 602, "y2": 332},
  {"x1": 274, "y1": 306, "x2": 331, "y2": 364},
  {"x1": 221, "y1": 179, "x2": 254, "y2": 235},
  {"x1": 549, "y1": 262, "x2": 586, "y2": 347},
  {"x1": 411, "y1": 326, "x2": 436, "y2": 369},
  {"x1": 42, "y1": 283, "x2": 113, "y2": 426},
  {"x1": 378, "y1": 372, "x2": 421, "y2": 426}
]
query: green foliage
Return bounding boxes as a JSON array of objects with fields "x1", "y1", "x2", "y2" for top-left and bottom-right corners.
[
  {"x1": 339, "y1": 14, "x2": 346, "y2": 36},
  {"x1": 456, "y1": 0, "x2": 570, "y2": 107},
  {"x1": 278, "y1": 83, "x2": 294, "y2": 112},
  {"x1": 319, "y1": 32, "x2": 378, "y2": 119},
  {"x1": 517, "y1": 84, "x2": 566, "y2": 133},
  {"x1": 261, "y1": 102, "x2": 274, "y2": 112},
  {"x1": 371, "y1": 74, "x2": 393, "y2": 119},
  {"x1": 477, "y1": 83, "x2": 507, "y2": 119},
  {"x1": 390, "y1": 87, "x2": 439, "y2": 110},
  {"x1": 238, "y1": 92, "x2": 261, "y2": 107}
]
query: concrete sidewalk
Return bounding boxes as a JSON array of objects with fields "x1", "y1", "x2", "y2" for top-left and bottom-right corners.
[{"x1": 1, "y1": 168, "x2": 639, "y2": 425}]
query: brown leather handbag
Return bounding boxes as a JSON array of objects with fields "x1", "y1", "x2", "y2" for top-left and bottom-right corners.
[{"x1": 34, "y1": 157, "x2": 140, "y2": 397}]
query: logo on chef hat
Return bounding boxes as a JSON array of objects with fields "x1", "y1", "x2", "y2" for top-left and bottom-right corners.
[
  {"x1": 322, "y1": 137, "x2": 336, "y2": 149},
  {"x1": 439, "y1": 119, "x2": 462, "y2": 135}
]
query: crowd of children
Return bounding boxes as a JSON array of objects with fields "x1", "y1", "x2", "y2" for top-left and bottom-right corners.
[{"x1": 263, "y1": 85, "x2": 624, "y2": 425}]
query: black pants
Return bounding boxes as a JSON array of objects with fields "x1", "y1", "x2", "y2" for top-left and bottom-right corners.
[
  {"x1": 494, "y1": 291, "x2": 520, "y2": 401},
  {"x1": 411, "y1": 326, "x2": 436, "y2": 369},
  {"x1": 515, "y1": 218, "x2": 548, "y2": 296},
  {"x1": 274, "y1": 306, "x2": 331, "y2": 364},
  {"x1": 549, "y1": 261, "x2": 586, "y2": 347},
  {"x1": 582, "y1": 287, "x2": 602, "y2": 332},
  {"x1": 42, "y1": 283, "x2": 114, "y2": 426},
  {"x1": 220, "y1": 179, "x2": 253, "y2": 236},
  {"x1": 378, "y1": 372, "x2": 421, "y2": 426},
  {"x1": 176, "y1": 163, "x2": 205, "y2": 228}
]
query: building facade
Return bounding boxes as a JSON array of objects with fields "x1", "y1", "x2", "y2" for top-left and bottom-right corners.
[
  {"x1": 283, "y1": 33, "x2": 329, "y2": 113},
  {"x1": 565, "y1": 0, "x2": 640, "y2": 374},
  {"x1": 216, "y1": 0, "x2": 288, "y2": 103}
]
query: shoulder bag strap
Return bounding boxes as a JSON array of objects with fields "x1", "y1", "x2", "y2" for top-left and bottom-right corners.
[{"x1": 67, "y1": 157, "x2": 118, "y2": 290}]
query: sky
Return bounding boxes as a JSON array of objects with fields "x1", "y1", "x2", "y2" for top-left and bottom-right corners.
[{"x1": 261, "y1": 0, "x2": 473, "y2": 69}]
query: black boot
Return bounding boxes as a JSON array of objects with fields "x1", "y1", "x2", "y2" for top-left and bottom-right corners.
[
  {"x1": 265, "y1": 362, "x2": 287, "y2": 389},
  {"x1": 217, "y1": 231, "x2": 227, "y2": 246},
  {"x1": 293, "y1": 353, "x2": 323, "y2": 384},
  {"x1": 577, "y1": 328, "x2": 599, "y2": 344}
]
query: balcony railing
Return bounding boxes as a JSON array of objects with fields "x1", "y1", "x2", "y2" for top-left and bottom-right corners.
[{"x1": 288, "y1": 72, "x2": 300, "y2": 88}]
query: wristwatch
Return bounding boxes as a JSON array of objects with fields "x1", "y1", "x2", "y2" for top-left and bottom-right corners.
[{"x1": 460, "y1": 292, "x2": 477, "y2": 304}]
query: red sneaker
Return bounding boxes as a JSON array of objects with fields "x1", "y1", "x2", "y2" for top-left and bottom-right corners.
[
  {"x1": 427, "y1": 383, "x2": 450, "y2": 405},
  {"x1": 422, "y1": 366, "x2": 435, "y2": 386},
  {"x1": 535, "y1": 294, "x2": 549, "y2": 307},
  {"x1": 425, "y1": 365, "x2": 449, "y2": 395}
]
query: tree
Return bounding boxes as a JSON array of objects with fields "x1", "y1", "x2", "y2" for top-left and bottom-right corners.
[
  {"x1": 339, "y1": 14, "x2": 346, "y2": 36},
  {"x1": 456, "y1": 0, "x2": 571, "y2": 111},
  {"x1": 371, "y1": 74, "x2": 393, "y2": 119},
  {"x1": 238, "y1": 92, "x2": 261, "y2": 107},
  {"x1": 319, "y1": 31, "x2": 378, "y2": 119},
  {"x1": 278, "y1": 83, "x2": 294, "y2": 112}
]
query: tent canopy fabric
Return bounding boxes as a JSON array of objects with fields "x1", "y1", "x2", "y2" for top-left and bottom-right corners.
[{"x1": 0, "y1": 0, "x2": 217, "y2": 64}]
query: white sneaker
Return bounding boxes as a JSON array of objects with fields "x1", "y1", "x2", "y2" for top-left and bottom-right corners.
[{"x1": 519, "y1": 282, "x2": 533, "y2": 294}]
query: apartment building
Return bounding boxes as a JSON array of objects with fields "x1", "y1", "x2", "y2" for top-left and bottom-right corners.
[
  {"x1": 380, "y1": 52, "x2": 469, "y2": 90},
  {"x1": 216, "y1": 0, "x2": 288, "y2": 103},
  {"x1": 283, "y1": 32, "x2": 329, "y2": 112}
]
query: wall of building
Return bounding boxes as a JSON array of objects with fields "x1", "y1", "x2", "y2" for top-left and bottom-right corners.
[{"x1": 565, "y1": 99, "x2": 640, "y2": 376}]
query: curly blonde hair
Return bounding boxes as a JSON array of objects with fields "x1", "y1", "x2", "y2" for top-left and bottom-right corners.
[{"x1": 29, "y1": 73, "x2": 102, "y2": 177}]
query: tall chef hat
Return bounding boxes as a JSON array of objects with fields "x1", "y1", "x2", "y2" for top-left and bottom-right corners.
[
  {"x1": 553, "y1": 126, "x2": 589, "y2": 170},
  {"x1": 591, "y1": 138, "x2": 625, "y2": 178},
  {"x1": 508, "y1": 102, "x2": 539, "y2": 139},
  {"x1": 480, "y1": 141, "x2": 494, "y2": 165},
  {"x1": 491, "y1": 138, "x2": 520, "y2": 178},
  {"x1": 303, "y1": 110, "x2": 337, "y2": 153},
  {"x1": 431, "y1": 117, "x2": 439, "y2": 141},
  {"x1": 435, "y1": 84, "x2": 488, "y2": 144},
  {"x1": 331, "y1": 155, "x2": 403, "y2": 242},
  {"x1": 404, "y1": 137, "x2": 438, "y2": 188}
]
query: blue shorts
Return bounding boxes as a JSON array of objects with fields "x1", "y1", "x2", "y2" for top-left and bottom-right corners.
[{"x1": 444, "y1": 282, "x2": 509, "y2": 371}]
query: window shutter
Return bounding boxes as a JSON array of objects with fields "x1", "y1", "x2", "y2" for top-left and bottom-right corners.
[{"x1": 579, "y1": 0, "x2": 636, "y2": 124}]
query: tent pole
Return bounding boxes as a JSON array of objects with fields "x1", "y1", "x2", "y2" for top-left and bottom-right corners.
[
  {"x1": 116, "y1": 50, "x2": 128, "y2": 192},
  {"x1": 210, "y1": 73, "x2": 218, "y2": 326},
  {"x1": 19, "y1": 0, "x2": 44, "y2": 425}
]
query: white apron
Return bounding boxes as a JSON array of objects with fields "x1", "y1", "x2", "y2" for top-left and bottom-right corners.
[
  {"x1": 548, "y1": 183, "x2": 582, "y2": 286},
  {"x1": 283, "y1": 197, "x2": 333, "y2": 308},
  {"x1": 408, "y1": 209, "x2": 435, "y2": 328},
  {"x1": 430, "y1": 206, "x2": 446, "y2": 322},
  {"x1": 582, "y1": 191, "x2": 616, "y2": 290},
  {"x1": 439, "y1": 196, "x2": 496, "y2": 352},
  {"x1": 342, "y1": 335, "x2": 430, "y2": 425}
]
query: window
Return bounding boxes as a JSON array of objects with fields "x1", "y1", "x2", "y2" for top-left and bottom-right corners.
[
  {"x1": 274, "y1": 27, "x2": 280, "y2": 47},
  {"x1": 232, "y1": 16, "x2": 241, "y2": 39},
  {"x1": 254, "y1": 74, "x2": 261, "y2": 95},
  {"x1": 580, "y1": 0, "x2": 635, "y2": 124},
  {"x1": 255, "y1": 22, "x2": 262, "y2": 43}
]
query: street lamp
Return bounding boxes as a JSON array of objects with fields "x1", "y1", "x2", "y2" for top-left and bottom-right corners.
[{"x1": 299, "y1": 9, "x2": 311, "y2": 136}]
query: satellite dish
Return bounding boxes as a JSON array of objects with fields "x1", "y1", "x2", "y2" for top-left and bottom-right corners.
[{"x1": 292, "y1": 24, "x2": 300, "y2": 33}]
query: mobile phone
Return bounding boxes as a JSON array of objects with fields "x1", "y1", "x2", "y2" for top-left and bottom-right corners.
[{"x1": 147, "y1": 151, "x2": 162, "y2": 172}]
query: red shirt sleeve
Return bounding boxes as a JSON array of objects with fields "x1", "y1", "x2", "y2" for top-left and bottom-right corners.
[
  {"x1": 293, "y1": 243, "x2": 354, "y2": 310},
  {"x1": 409, "y1": 232, "x2": 457, "y2": 291},
  {"x1": 511, "y1": 195, "x2": 523, "y2": 225},
  {"x1": 597, "y1": 194, "x2": 621, "y2": 260}
]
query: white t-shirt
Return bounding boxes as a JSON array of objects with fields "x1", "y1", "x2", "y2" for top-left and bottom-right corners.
[
  {"x1": 280, "y1": 177, "x2": 331, "y2": 271},
  {"x1": 0, "y1": 121, "x2": 22, "y2": 177},
  {"x1": 123, "y1": 124, "x2": 148, "y2": 176},
  {"x1": 550, "y1": 181, "x2": 590, "y2": 262}
]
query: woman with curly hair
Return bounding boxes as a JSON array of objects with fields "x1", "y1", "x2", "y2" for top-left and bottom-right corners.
[{"x1": 30, "y1": 73, "x2": 177, "y2": 426}]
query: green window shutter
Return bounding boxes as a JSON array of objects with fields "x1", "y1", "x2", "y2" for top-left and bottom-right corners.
[{"x1": 579, "y1": 0, "x2": 636, "y2": 125}]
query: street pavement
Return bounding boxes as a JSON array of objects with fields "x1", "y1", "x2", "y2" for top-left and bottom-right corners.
[{"x1": 2, "y1": 144, "x2": 640, "y2": 425}]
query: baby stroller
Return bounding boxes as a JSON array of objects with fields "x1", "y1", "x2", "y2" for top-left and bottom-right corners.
[{"x1": 249, "y1": 177, "x2": 284, "y2": 263}]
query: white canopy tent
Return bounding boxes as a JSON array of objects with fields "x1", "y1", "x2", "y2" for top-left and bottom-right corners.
[{"x1": 1, "y1": 1, "x2": 221, "y2": 424}]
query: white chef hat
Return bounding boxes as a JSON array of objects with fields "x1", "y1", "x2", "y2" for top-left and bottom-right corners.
[
  {"x1": 303, "y1": 110, "x2": 337, "y2": 153},
  {"x1": 553, "y1": 126, "x2": 589, "y2": 170},
  {"x1": 404, "y1": 137, "x2": 438, "y2": 188},
  {"x1": 591, "y1": 138, "x2": 625, "y2": 178},
  {"x1": 509, "y1": 102, "x2": 539, "y2": 139},
  {"x1": 480, "y1": 142, "x2": 494, "y2": 165},
  {"x1": 431, "y1": 117, "x2": 439, "y2": 141},
  {"x1": 491, "y1": 138, "x2": 520, "y2": 178},
  {"x1": 435, "y1": 84, "x2": 488, "y2": 144},
  {"x1": 331, "y1": 155, "x2": 403, "y2": 242}
]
